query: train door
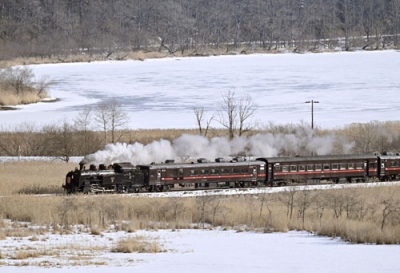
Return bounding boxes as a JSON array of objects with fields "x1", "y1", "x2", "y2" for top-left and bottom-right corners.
[
  {"x1": 380, "y1": 161, "x2": 386, "y2": 177},
  {"x1": 268, "y1": 163, "x2": 274, "y2": 186},
  {"x1": 364, "y1": 161, "x2": 369, "y2": 177},
  {"x1": 179, "y1": 168, "x2": 184, "y2": 181},
  {"x1": 156, "y1": 170, "x2": 162, "y2": 186},
  {"x1": 252, "y1": 166, "x2": 257, "y2": 182}
]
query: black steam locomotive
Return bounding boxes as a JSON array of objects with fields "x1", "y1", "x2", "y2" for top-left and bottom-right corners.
[{"x1": 63, "y1": 153, "x2": 400, "y2": 194}]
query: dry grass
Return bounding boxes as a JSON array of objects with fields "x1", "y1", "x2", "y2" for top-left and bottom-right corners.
[
  {"x1": 111, "y1": 235, "x2": 164, "y2": 253},
  {"x1": 0, "y1": 47, "x2": 267, "y2": 68},
  {"x1": 0, "y1": 90, "x2": 45, "y2": 106},
  {"x1": 0, "y1": 161, "x2": 76, "y2": 196},
  {"x1": 1, "y1": 159, "x2": 400, "y2": 244},
  {"x1": 90, "y1": 225, "x2": 103, "y2": 235},
  {"x1": 13, "y1": 249, "x2": 48, "y2": 260}
]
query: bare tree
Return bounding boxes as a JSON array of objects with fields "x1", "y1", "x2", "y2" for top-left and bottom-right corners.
[
  {"x1": 0, "y1": 67, "x2": 46, "y2": 97},
  {"x1": 280, "y1": 187, "x2": 297, "y2": 219},
  {"x1": 238, "y1": 93, "x2": 258, "y2": 136},
  {"x1": 193, "y1": 107, "x2": 214, "y2": 137},
  {"x1": 95, "y1": 101, "x2": 110, "y2": 144},
  {"x1": 218, "y1": 90, "x2": 237, "y2": 139},
  {"x1": 346, "y1": 121, "x2": 386, "y2": 153},
  {"x1": 196, "y1": 194, "x2": 214, "y2": 229},
  {"x1": 42, "y1": 120, "x2": 76, "y2": 162},
  {"x1": 296, "y1": 188, "x2": 312, "y2": 229},
  {"x1": 95, "y1": 99, "x2": 129, "y2": 144},
  {"x1": 74, "y1": 106, "x2": 101, "y2": 155},
  {"x1": 34, "y1": 75, "x2": 53, "y2": 97},
  {"x1": 207, "y1": 196, "x2": 222, "y2": 227},
  {"x1": 218, "y1": 90, "x2": 257, "y2": 139},
  {"x1": 108, "y1": 100, "x2": 129, "y2": 144},
  {"x1": 379, "y1": 191, "x2": 400, "y2": 230},
  {"x1": 168, "y1": 198, "x2": 186, "y2": 227}
]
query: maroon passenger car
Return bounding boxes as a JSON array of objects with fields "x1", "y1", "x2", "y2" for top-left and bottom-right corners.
[
  {"x1": 136, "y1": 158, "x2": 267, "y2": 191},
  {"x1": 256, "y1": 154, "x2": 378, "y2": 186}
]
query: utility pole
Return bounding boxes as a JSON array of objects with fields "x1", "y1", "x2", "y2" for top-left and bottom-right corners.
[{"x1": 305, "y1": 100, "x2": 319, "y2": 129}]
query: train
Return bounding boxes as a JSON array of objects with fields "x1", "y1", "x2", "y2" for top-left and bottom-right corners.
[{"x1": 63, "y1": 152, "x2": 400, "y2": 194}]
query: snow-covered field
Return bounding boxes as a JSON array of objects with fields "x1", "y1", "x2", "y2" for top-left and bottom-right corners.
[
  {"x1": 2, "y1": 227, "x2": 399, "y2": 273},
  {"x1": 1, "y1": 51, "x2": 400, "y2": 271}
]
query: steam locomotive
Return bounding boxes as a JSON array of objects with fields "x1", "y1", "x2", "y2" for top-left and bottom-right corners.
[{"x1": 63, "y1": 153, "x2": 400, "y2": 194}]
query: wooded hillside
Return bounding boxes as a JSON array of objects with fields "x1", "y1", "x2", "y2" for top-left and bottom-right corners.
[{"x1": 1, "y1": 0, "x2": 399, "y2": 61}]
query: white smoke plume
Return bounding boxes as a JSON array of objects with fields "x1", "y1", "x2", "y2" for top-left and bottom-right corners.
[{"x1": 81, "y1": 131, "x2": 354, "y2": 166}]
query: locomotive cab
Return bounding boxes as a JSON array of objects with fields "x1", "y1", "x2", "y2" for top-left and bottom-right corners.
[{"x1": 63, "y1": 168, "x2": 80, "y2": 194}]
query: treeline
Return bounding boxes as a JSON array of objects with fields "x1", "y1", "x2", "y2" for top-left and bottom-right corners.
[
  {"x1": 1, "y1": 120, "x2": 400, "y2": 160},
  {"x1": 0, "y1": 0, "x2": 400, "y2": 61}
]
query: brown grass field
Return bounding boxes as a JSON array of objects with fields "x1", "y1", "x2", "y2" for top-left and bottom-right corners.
[
  {"x1": 0, "y1": 47, "x2": 279, "y2": 68},
  {"x1": 1, "y1": 161, "x2": 400, "y2": 244}
]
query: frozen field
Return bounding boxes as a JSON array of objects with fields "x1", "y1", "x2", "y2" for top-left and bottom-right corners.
[{"x1": 1, "y1": 50, "x2": 399, "y2": 129}]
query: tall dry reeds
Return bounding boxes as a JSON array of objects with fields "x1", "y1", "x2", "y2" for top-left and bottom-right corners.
[
  {"x1": 0, "y1": 90, "x2": 44, "y2": 106},
  {"x1": 0, "y1": 161, "x2": 76, "y2": 196},
  {"x1": 1, "y1": 159, "x2": 400, "y2": 244},
  {"x1": 111, "y1": 235, "x2": 164, "y2": 253}
]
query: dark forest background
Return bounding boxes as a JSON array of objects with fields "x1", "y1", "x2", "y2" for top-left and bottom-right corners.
[
  {"x1": 1, "y1": 0, "x2": 400, "y2": 158},
  {"x1": 1, "y1": 0, "x2": 400, "y2": 61}
]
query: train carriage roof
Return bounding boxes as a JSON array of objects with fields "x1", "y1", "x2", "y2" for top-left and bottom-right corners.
[
  {"x1": 256, "y1": 154, "x2": 378, "y2": 164},
  {"x1": 378, "y1": 155, "x2": 400, "y2": 160},
  {"x1": 136, "y1": 160, "x2": 265, "y2": 170}
]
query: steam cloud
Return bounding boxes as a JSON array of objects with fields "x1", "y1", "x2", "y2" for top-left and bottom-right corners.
[{"x1": 81, "y1": 131, "x2": 354, "y2": 166}]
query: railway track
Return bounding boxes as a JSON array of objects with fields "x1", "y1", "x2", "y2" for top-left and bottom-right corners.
[{"x1": 2, "y1": 181, "x2": 399, "y2": 199}]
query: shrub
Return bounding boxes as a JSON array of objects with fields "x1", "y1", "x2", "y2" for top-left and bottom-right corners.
[
  {"x1": 0, "y1": 67, "x2": 50, "y2": 106},
  {"x1": 111, "y1": 235, "x2": 164, "y2": 253}
]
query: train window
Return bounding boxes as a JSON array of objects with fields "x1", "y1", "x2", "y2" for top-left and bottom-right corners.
[
  {"x1": 390, "y1": 161, "x2": 399, "y2": 167},
  {"x1": 348, "y1": 163, "x2": 354, "y2": 169},
  {"x1": 275, "y1": 165, "x2": 281, "y2": 171},
  {"x1": 315, "y1": 164, "x2": 322, "y2": 171},
  {"x1": 233, "y1": 168, "x2": 240, "y2": 174},
  {"x1": 167, "y1": 169, "x2": 178, "y2": 176},
  {"x1": 211, "y1": 169, "x2": 219, "y2": 175},
  {"x1": 323, "y1": 164, "x2": 330, "y2": 170},
  {"x1": 370, "y1": 163, "x2": 377, "y2": 169},
  {"x1": 221, "y1": 168, "x2": 230, "y2": 174},
  {"x1": 242, "y1": 168, "x2": 249, "y2": 174},
  {"x1": 179, "y1": 168, "x2": 184, "y2": 175},
  {"x1": 332, "y1": 163, "x2": 339, "y2": 170},
  {"x1": 340, "y1": 163, "x2": 347, "y2": 170},
  {"x1": 190, "y1": 170, "x2": 198, "y2": 176},
  {"x1": 299, "y1": 165, "x2": 305, "y2": 172},
  {"x1": 290, "y1": 165, "x2": 297, "y2": 172},
  {"x1": 201, "y1": 169, "x2": 209, "y2": 175},
  {"x1": 356, "y1": 163, "x2": 363, "y2": 169},
  {"x1": 282, "y1": 165, "x2": 288, "y2": 172},
  {"x1": 307, "y1": 165, "x2": 314, "y2": 171}
]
